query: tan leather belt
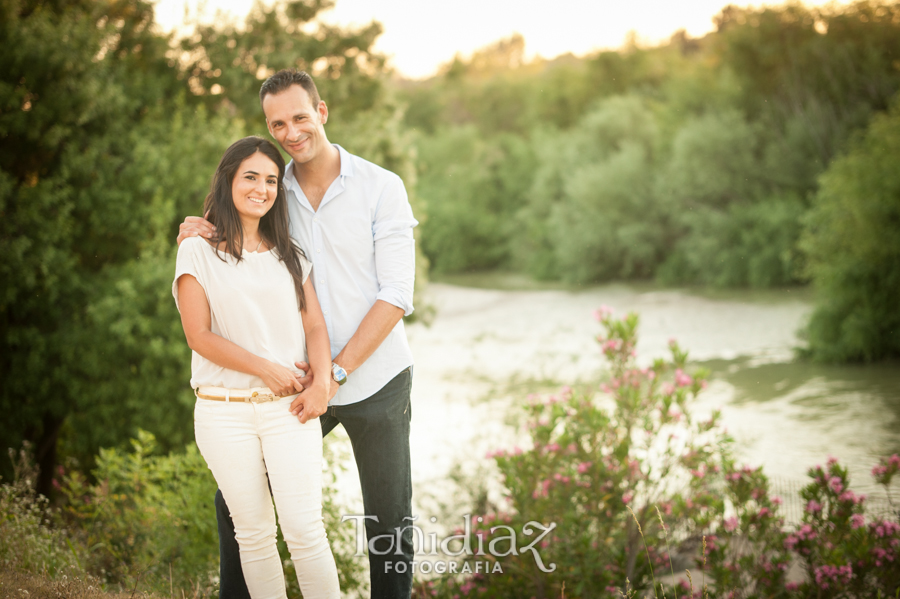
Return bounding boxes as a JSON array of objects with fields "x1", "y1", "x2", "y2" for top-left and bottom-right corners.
[{"x1": 194, "y1": 385, "x2": 287, "y2": 403}]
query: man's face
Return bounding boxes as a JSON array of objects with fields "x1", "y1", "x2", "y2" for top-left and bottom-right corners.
[{"x1": 263, "y1": 85, "x2": 328, "y2": 165}]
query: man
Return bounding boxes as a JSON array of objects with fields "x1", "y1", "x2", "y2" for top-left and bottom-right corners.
[{"x1": 177, "y1": 69, "x2": 416, "y2": 599}]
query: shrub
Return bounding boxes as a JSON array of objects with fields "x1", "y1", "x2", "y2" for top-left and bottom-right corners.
[
  {"x1": 0, "y1": 445, "x2": 81, "y2": 577},
  {"x1": 422, "y1": 307, "x2": 730, "y2": 597},
  {"x1": 418, "y1": 310, "x2": 900, "y2": 598},
  {"x1": 58, "y1": 431, "x2": 365, "y2": 597},
  {"x1": 800, "y1": 96, "x2": 900, "y2": 362}
]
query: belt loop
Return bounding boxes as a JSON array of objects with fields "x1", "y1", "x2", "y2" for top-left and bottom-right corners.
[{"x1": 225, "y1": 389, "x2": 230, "y2": 403}]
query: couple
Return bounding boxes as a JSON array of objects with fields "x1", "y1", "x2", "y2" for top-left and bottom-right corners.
[{"x1": 173, "y1": 69, "x2": 417, "y2": 599}]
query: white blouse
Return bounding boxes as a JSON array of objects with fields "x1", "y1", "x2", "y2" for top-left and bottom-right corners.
[{"x1": 172, "y1": 236, "x2": 312, "y2": 390}]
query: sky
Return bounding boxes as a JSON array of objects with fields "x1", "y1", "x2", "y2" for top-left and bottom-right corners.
[{"x1": 152, "y1": 0, "x2": 837, "y2": 79}]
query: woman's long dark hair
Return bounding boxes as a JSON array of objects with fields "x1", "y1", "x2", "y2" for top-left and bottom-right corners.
[{"x1": 203, "y1": 136, "x2": 307, "y2": 310}]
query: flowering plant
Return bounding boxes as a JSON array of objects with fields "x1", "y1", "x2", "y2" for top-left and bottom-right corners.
[
  {"x1": 418, "y1": 310, "x2": 900, "y2": 599},
  {"x1": 422, "y1": 308, "x2": 732, "y2": 597}
]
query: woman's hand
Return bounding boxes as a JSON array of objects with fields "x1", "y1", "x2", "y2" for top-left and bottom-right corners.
[{"x1": 256, "y1": 360, "x2": 304, "y2": 397}]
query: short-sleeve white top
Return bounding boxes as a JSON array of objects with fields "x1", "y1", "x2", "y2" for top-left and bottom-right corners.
[{"x1": 172, "y1": 236, "x2": 312, "y2": 390}]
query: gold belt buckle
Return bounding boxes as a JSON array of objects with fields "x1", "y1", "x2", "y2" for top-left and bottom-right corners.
[{"x1": 249, "y1": 391, "x2": 276, "y2": 403}]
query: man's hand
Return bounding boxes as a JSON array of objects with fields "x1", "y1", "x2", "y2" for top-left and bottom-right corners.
[
  {"x1": 176, "y1": 212, "x2": 216, "y2": 245},
  {"x1": 295, "y1": 361, "x2": 313, "y2": 388},
  {"x1": 290, "y1": 379, "x2": 337, "y2": 423}
]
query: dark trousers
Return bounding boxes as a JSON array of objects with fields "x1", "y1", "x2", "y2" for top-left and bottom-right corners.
[{"x1": 215, "y1": 367, "x2": 414, "y2": 599}]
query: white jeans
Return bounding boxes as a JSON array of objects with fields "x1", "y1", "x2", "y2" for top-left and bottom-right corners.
[{"x1": 194, "y1": 397, "x2": 340, "y2": 599}]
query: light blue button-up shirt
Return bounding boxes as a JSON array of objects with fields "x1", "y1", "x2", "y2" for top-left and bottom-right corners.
[{"x1": 284, "y1": 145, "x2": 417, "y2": 405}]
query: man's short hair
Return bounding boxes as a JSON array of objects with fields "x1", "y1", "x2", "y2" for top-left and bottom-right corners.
[{"x1": 259, "y1": 69, "x2": 321, "y2": 107}]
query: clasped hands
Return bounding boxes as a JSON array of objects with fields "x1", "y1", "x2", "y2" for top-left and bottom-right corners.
[{"x1": 257, "y1": 360, "x2": 337, "y2": 424}]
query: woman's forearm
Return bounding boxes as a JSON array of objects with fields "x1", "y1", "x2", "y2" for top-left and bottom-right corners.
[{"x1": 185, "y1": 329, "x2": 269, "y2": 380}]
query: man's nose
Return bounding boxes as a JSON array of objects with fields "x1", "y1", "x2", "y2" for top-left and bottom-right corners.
[{"x1": 287, "y1": 122, "x2": 301, "y2": 140}]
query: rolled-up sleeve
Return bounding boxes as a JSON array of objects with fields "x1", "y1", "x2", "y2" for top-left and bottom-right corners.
[{"x1": 373, "y1": 175, "x2": 418, "y2": 316}]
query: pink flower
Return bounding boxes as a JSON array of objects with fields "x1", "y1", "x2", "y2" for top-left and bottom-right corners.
[
  {"x1": 674, "y1": 369, "x2": 692, "y2": 387},
  {"x1": 593, "y1": 305, "x2": 613, "y2": 321},
  {"x1": 577, "y1": 461, "x2": 592, "y2": 474},
  {"x1": 805, "y1": 499, "x2": 823, "y2": 514},
  {"x1": 622, "y1": 491, "x2": 634, "y2": 505},
  {"x1": 850, "y1": 514, "x2": 865, "y2": 529},
  {"x1": 828, "y1": 476, "x2": 844, "y2": 494},
  {"x1": 723, "y1": 517, "x2": 739, "y2": 532}
]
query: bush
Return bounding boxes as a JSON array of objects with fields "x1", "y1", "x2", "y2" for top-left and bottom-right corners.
[
  {"x1": 417, "y1": 126, "x2": 535, "y2": 273},
  {"x1": 0, "y1": 446, "x2": 81, "y2": 577},
  {"x1": 800, "y1": 96, "x2": 900, "y2": 362},
  {"x1": 59, "y1": 431, "x2": 220, "y2": 595},
  {"x1": 658, "y1": 195, "x2": 805, "y2": 288},
  {"x1": 422, "y1": 307, "x2": 729, "y2": 597},
  {"x1": 58, "y1": 431, "x2": 365, "y2": 597},
  {"x1": 704, "y1": 455, "x2": 900, "y2": 597},
  {"x1": 520, "y1": 96, "x2": 667, "y2": 282},
  {"x1": 418, "y1": 309, "x2": 900, "y2": 598}
]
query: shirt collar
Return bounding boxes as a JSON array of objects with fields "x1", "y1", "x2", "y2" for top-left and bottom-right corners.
[{"x1": 283, "y1": 143, "x2": 353, "y2": 189}]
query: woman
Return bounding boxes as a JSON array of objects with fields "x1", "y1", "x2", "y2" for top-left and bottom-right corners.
[{"x1": 173, "y1": 136, "x2": 340, "y2": 599}]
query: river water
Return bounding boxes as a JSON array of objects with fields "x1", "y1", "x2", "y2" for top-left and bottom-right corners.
[{"x1": 329, "y1": 280, "x2": 900, "y2": 522}]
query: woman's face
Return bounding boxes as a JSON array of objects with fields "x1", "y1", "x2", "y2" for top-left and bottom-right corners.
[{"x1": 231, "y1": 151, "x2": 280, "y2": 222}]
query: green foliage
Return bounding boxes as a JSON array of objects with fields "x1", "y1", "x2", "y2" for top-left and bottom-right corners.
[
  {"x1": 659, "y1": 196, "x2": 806, "y2": 288},
  {"x1": 424, "y1": 307, "x2": 729, "y2": 597},
  {"x1": 59, "y1": 430, "x2": 219, "y2": 594},
  {"x1": 0, "y1": 446, "x2": 81, "y2": 577},
  {"x1": 417, "y1": 126, "x2": 534, "y2": 272},
  {"x1": 519, "y1": 96, "x2": 666, "y2": 282},
  {"x1": 403, "y1": 0, "x2": 900, "y2": 343},
  {"x1": 801, "y1": 96, "x2": 900, "y2": 361},
  {"x1": 420, "y1": 311, "x2": 900, "y2": 598},
  {"x1": 57, "y1": 431, "x2": 365, "y2": 597},
  {"x1": 1, "y1": 0, "x2": 421, "y2": 491},
  {"x1": 704, "y1": 456, "x2": 900, "y2": 597}
]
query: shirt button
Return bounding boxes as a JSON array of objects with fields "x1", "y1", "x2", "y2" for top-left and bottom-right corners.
[
  {"x1": 317, "y1": 249, "x2": 321, "y2": 253},
  {"x1": 323, "y1": 310, "x2": 328, "y2": 315}
]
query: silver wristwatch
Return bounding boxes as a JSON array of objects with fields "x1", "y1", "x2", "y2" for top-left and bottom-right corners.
[{"x1": 331, "y1": 363, "x2": 348, "y2": 386}]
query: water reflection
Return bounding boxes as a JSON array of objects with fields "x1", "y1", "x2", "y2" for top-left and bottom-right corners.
[{"x1": 698, "y1": 357, "x2": 900, "y2": 497}]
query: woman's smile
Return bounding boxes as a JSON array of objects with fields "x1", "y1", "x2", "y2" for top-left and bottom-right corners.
[{"x1": 232, "y1": 151, "x2": 280, "y2": 219}]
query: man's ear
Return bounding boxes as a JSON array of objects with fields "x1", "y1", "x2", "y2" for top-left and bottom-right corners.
[{"x1": 318, "y1": 101, "x2": 329, "y2": 125}]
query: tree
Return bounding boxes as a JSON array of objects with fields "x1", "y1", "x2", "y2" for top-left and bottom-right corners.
[
  {"x1": 1, "y1": 0, "x2": 421, "y2": 494},
  {"x1": 800, "y1": 95, "x2": 900, "y2": 362},
  {"x1": 0, "y1": 0, "x2": 197, "y2": 493}
]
